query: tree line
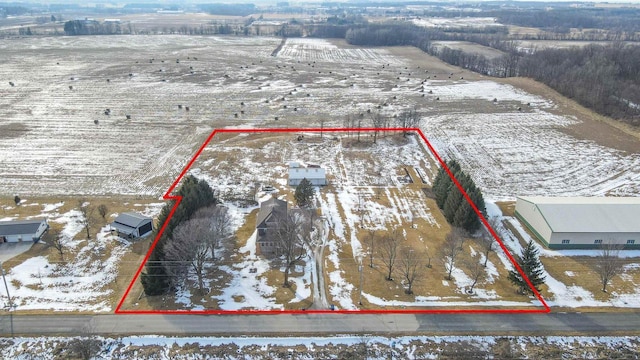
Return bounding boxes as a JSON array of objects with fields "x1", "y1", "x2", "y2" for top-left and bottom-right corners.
[
  {"x1": 519, "y1": 44, "x2": 640, "y2": 125},
  {"x1": 140, "y1": 175, "x2": 221, "y2": 296},
  {"x1": 432, "y1": 159, "x2": 486, "y2": 235}
]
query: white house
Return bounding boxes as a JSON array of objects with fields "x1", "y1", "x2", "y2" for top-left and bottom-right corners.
[
  {"x1": 111, "y1": 212, "x2": 153, "y2": 239},
  {"x1": 515, "y1": 196, "x2": 640, "y2": 249},
  {"x1": 288, "y1": 162, "x2": 327, "y2": 186},
  {"x1": 0, "y1": 219, "x2": 49, "y2": 243}
]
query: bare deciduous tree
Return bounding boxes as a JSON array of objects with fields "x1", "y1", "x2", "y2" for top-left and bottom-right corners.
[
  {"x1": 194, "y1": 205, "x2": 232, "y2": 260},
  {"x1": 97, "y1": 204, "x2": 109, "y2": 221},
  {"x1": 465, "y1": 254, "x2": 486, "y2": 294},
  {"x1": 378, "y1": 228, "x2": 401, "y2": 281},
  {"x1": 68, "y1": 337, "x2": 103, "y2": 360},
  {"x1": 595, "y1": 241, "x2": 625, "y2": 293},
  {"x1": 367, "y1": 229, "x2": 376, "y2": 268},
  {"x1": 165, "y1": 218, "x2": 212, "y2": 295},
  {"x1": 77, "y1": 199, "x2": 95, "y2": 239},
  {"x1": 44, "y1": 228, "x2": 65, "y2": 261},
  {"x1": 397, "y1": 248, "x2": 423, "y2": 294},
  {"x1": 369, "y1": 112, "x2": 386, "y2": 143},
  {"x1": 440, "y1": 227, "x2": 465, "y2": 280},
  {"x1": 481, "y1": 216, "x2": 500, "y2": 267},
  {"x1": 396, "y1": 108, "x2": 420, "y2": 136},
  {"x1": 274, "y1": 211, "x2": 309, "y2": 287}
]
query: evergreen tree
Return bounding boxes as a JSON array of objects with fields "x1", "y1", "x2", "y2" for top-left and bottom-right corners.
[
  {"x1": 443, "y1": 185, "x2": 462, "y2": 223},
  {"x1": 432, "y1": 166, "x2": 449, "y2": 209},
  {"x1": 140, "y1": 175, "x2": 217, "y2": 296},
  {"x1": 433, "y1": 159, "x2": 487, "y2": 234},
  {"x1": 508, "y1": 240, "x2": 546, "y2": 295},
  {"x1": 294, "y1": 178, "x2": 314, "y2": 208}
]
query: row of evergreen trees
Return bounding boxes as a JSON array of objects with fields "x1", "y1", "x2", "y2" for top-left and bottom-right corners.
[
  {"x1": 140, "y1": 175, "x2": 218, "y2": 296},
  {"x1": 432, "y1": 159, "x2": 486, "y2": 234}
]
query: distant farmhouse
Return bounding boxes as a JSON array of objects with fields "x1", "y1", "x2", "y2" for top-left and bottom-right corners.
[
  {"x1": 256, "y1": 197, "x2": 287, "y2": 256},
  {"x1": 0, "y1": 219, "x2": 48, "y2": 243},
  {"x1": 288, "y1": 162, "x2": 327, "y2": 186},
  {"x1": 110, "y1": 212, "x2": 153, "y2": 239},
  {"x1": 515, "y1": 196, "x2": 640, "y2": 249}
]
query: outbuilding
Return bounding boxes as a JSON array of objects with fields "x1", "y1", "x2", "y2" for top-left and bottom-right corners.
[
  {"x1": 515, "y1": 196, "x2": 640, "y2": 249},
  {"x1": 0, "y1": 219, "x2": 49, "y2": 243},
  {"x1": 110, "y1": 212, "x2": 153, "y2": 239},
  {"x1": 288, "y1": 162, "x2": 327, "y2": 186}
]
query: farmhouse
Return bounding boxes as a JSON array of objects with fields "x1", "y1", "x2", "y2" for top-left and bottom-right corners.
[
  {"x1": 110, "y1": 212, "x2": 153, "y2": 239},
  {"x1": 515, "y1": 196, "x2": 640, "y2": 249},
  {"x1": 288, "y1": 162, "x2": 327, "y2": 186},
  {"x1": 0, "y1": 219, "x2": 48, "y2": 243},
  {"x1": 256, "y1": 197, "x2": 287, "y2": 256}
]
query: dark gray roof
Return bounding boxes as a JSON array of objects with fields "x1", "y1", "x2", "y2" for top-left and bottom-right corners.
[
  {"x1": 0, "y1": 219, "x2": 46, "y2": 236},
  {"x1": 256, "y1": 197, "x2": 287, "y2": 229},
  {"x1": 111, "y1": 212, "x2": 152, "y2": 230}
]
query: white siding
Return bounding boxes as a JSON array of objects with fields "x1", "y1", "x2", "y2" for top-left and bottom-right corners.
[
  {"x1": 515, "y1": 198, "x2": 553, "y2": 245},
  {"x1": 550, "y1": 232, "x2": 639, "y2": 246},
  {"x1": 288, "y1": 167, "x2": 327, "y2": 186}
]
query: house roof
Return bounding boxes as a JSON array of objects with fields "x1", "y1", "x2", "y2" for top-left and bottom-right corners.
[
  {"x1": 0, "y1": 219, "x2": 47, "y2": 236},
  {"x1": 111, "y1": 212, "x2": 152, "y2": 232},
  {"x1": 517, "y1": 196, "x2": 640, "y2": 233},
  {"x1": 256, "y1": 197, "x2": 287, "y2": 229},
  {"x1": 288, "y1": 167, "x2": 326, "y2": 180}
]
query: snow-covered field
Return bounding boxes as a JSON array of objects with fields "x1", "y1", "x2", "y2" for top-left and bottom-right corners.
[
  {"x1": 412, "y1": 17, "x2": 503, "y2": 29},
  {"x1": 1, "y1": 35, "x2": 637, "y2": 201},
  {"x1": 423, "y1": 81, "x2": 640, "y2": 199},
  {"x1": 2, "y1": 334, "x2": 639, "y2": 359},
  {"x1": 2, "y1": 35, "x2": 639, "y2": 312}
]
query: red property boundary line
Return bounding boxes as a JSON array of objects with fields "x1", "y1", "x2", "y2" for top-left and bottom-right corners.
[{"x1": 115, "y1": 127, "x2": 551, "y2": 315}]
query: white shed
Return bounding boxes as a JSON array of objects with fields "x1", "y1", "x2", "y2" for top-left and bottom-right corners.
[
  {"x1": 515, "y1": 196, "x2": 640, "y2": 249},
  {"x1": 288, "y1": 165, "x2": 327, "y2": 186},
  {"x1": 0, "y1": 219, "x2": 49, "y2": 243}
]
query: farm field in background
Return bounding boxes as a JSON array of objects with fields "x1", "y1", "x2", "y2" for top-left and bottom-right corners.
[
  {"x1": 0, "y1": 34, "x2": 639, "y2": 313},
  {"x1": 1, "y1": 35, "x2": 637, "y2": 200}
]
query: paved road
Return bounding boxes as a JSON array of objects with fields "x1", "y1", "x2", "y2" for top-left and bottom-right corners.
[{"x1": 2, "y1": 312, "x2": 640, "y2": 336}]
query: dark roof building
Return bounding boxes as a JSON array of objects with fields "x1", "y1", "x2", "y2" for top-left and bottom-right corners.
[
  {"x1": 111, "y1": 212, "x2": 153, "y2": 239},
  {"x1": 256, "y1": 197, "x2": 288, "y2": 256}
]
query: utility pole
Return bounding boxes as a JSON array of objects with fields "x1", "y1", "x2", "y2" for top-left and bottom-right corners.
[
  {"x1": 358, "y1": 258, "x2": 363, "y2": 306},
  {"x1": 1, "y1": 261, "x2": 15, "y2": 337}
]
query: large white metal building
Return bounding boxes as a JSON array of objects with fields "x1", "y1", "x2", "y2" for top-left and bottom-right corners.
[{"x1": 515, "y1": 196, "x2": 640, "y2": 249}]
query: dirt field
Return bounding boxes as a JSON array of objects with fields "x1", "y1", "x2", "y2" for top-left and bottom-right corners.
[{"x1": 430, "y1": 41, "x2": 506, "y2": 59}]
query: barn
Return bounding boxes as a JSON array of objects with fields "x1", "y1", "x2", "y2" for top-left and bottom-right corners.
[
  {"x1": 110, "y1": 212, "x2": 153, "y2": 239},
  {"x1": 515, "y1": 196, "x2": 640, "y2": 249},
  {"x1": 0, "y1": 219, "x2": 49, "y2": 243},
  {"x1": 288, "y1": 162, "x2": 327, "y2": 186}
]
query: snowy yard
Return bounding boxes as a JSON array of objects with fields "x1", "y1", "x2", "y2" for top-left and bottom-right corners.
[{"x1": 0, "y1": 199, "x2": 163, "y2": 312}]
